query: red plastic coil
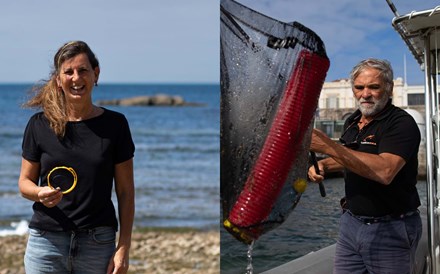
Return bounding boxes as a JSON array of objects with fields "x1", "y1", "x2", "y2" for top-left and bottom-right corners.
[{"x1": 227, "y1": 50, "x2": 330, "y2": 240}]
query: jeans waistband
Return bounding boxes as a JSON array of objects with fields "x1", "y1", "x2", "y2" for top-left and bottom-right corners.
[
  {"x1": 346, "y1": 209, "x2": 419, "y2": 225},
  {"x1": 65, "y1": 226, "x2": 115, "y2": 235}
]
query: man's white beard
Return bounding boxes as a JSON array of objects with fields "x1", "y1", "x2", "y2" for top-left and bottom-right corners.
[{"x1": 357, "y1": 94, "x2": 389, "y2": 118}]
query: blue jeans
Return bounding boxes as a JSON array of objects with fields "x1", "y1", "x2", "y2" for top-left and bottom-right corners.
[
  {"x1": 24, "y1": 227, "x2": 116, "y2": 274},
  {"x1": 334, "y1": 210, "x2": 422, "y2": 274}
]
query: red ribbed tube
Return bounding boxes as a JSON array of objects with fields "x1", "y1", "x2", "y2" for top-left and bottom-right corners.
[{"x1": 225, "y1": 50, "x2": 330, "y2": 242}]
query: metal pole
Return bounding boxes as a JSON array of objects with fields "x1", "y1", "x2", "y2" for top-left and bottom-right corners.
[
  {"x1": 385, "y1": 0, "x2": 400, "y2": 17},
  {"x1": 424, "y1": 33, "x2": 437, "y2": 274}
]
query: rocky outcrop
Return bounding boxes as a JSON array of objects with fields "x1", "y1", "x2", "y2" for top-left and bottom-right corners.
[{"x1": 96, "y1": 94, "x2": 203, "y2": 107}]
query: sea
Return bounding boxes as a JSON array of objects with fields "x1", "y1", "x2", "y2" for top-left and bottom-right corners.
[{"x1": 0, "y1": 83, "x2": 220, "y2": 234}]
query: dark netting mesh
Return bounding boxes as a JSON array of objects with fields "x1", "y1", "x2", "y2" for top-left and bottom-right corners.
[{"x1": 220, "y1": 0, "x2": 330, "y2": 244}]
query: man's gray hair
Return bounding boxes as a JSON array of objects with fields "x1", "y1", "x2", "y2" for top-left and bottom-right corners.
[{"x1": 350, "y1": 58, "x2": 394, "y2": 96}]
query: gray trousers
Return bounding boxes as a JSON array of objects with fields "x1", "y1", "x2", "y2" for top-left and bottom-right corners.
[{"x1": 334, "y1": 210, "x2": 422, "y2": 274}]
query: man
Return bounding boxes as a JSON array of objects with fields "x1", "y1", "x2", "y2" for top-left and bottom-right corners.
[{"x1": 308, "y1": 58, "x2": 422, "y2": 273}]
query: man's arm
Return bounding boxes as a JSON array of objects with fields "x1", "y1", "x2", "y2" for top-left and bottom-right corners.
[
  {"x1": 308, "y1": 156, "x2": 344, "y2": 183},
  {"x1": 310, "y1": 129, "x2": 406, "y2": 185}
]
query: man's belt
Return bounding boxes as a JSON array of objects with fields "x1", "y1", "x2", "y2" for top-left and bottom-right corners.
[{"x1": 346, "y1": 209, "x2": 419, "y2": 225}]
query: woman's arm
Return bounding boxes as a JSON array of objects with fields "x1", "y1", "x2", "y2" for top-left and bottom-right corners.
[
  {"x1": 18, "y1": 158, "x2": 62, "y2": 207},
  {"x1": 107, "y1": 158, "x2": 134, "y2": 274}
]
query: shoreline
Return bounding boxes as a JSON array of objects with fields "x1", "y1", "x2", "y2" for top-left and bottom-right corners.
[{"x1": 0, "y1": 228, "x2": 220, "y2": 274}]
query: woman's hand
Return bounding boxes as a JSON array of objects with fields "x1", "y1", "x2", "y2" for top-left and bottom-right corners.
[
  {"x1": 37, "y1": 187, "x2": 63, "y2": 208},
  {"x1": 107, "y1": 246, "x2": 129, "y2": 274}
]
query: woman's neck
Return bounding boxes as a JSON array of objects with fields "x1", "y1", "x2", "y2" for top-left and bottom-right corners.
[{"x1": 67, "y1": 103, "x2": 98, "y2": 121}]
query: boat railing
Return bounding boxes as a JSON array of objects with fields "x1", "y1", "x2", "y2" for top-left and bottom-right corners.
[{"x1": 391, "y1": 4, "x2": 440, "y2": 273}]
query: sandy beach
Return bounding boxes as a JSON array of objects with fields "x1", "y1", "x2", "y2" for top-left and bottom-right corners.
[{"x1": 0, "y1": 228, "x2": 219, "y2": 274}]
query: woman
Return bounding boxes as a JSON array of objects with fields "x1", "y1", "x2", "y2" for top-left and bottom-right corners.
[{"x1": 18, "y1": 41, "x2": 135, "y2": 274}]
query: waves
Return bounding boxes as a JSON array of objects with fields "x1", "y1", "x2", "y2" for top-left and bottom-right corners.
[
  {"x1": 131, "y1": 128, "x2": 218, "y2": 136},
  {"x1": 0, "y1": 220, "x2": 29, "y2": 236},
  {"x1": 0, "y1": 130, "x2": 24, "y2": 139},
  {"x1": 135, "y1": 143, "x2": 218, "y2": 154}
]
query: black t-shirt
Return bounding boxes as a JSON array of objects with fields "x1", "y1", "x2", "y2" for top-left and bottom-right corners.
[
  {"x1": 22, "y1": 108, "x2": 135, "y2": 231},
  {"x1": 340, "y1": 101, "x2": 421, "y2": 216}
]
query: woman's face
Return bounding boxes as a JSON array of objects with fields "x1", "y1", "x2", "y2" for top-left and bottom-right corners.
[{"x1": 57, "y1": 53, "x2": 100, "y2": 104}]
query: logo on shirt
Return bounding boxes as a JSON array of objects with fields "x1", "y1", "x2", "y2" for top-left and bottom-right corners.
[{"x1": 360, "y1": 135, "x2": 377, "y2": 146}]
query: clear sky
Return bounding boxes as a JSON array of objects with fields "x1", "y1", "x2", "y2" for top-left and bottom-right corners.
[
  {"x1": 1, "y1": 1, "x2": 438, "y2": 84},
  {"x1": 0, "y1": 1, "x2": 219, "y2": 84},
  {"x1": 236, "y1": 0, "x2": 440, "y2": 85}
]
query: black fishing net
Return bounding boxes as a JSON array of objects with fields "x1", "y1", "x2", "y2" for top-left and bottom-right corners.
[{"x1": 220, "y1": 0, "x2": 330, "y2": 244}]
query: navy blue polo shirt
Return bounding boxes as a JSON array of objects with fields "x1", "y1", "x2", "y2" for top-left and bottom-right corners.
[{"x1": 340, "y1": 100, "x2": 421, "y2": 216}]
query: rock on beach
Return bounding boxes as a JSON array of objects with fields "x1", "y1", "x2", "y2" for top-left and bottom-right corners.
[
  {"x1": 96, "y1": 94, "x2": 203, "y2": 107},
  {"x1": 0, "y1": 229, "x2": 219, "y2": 274}
]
